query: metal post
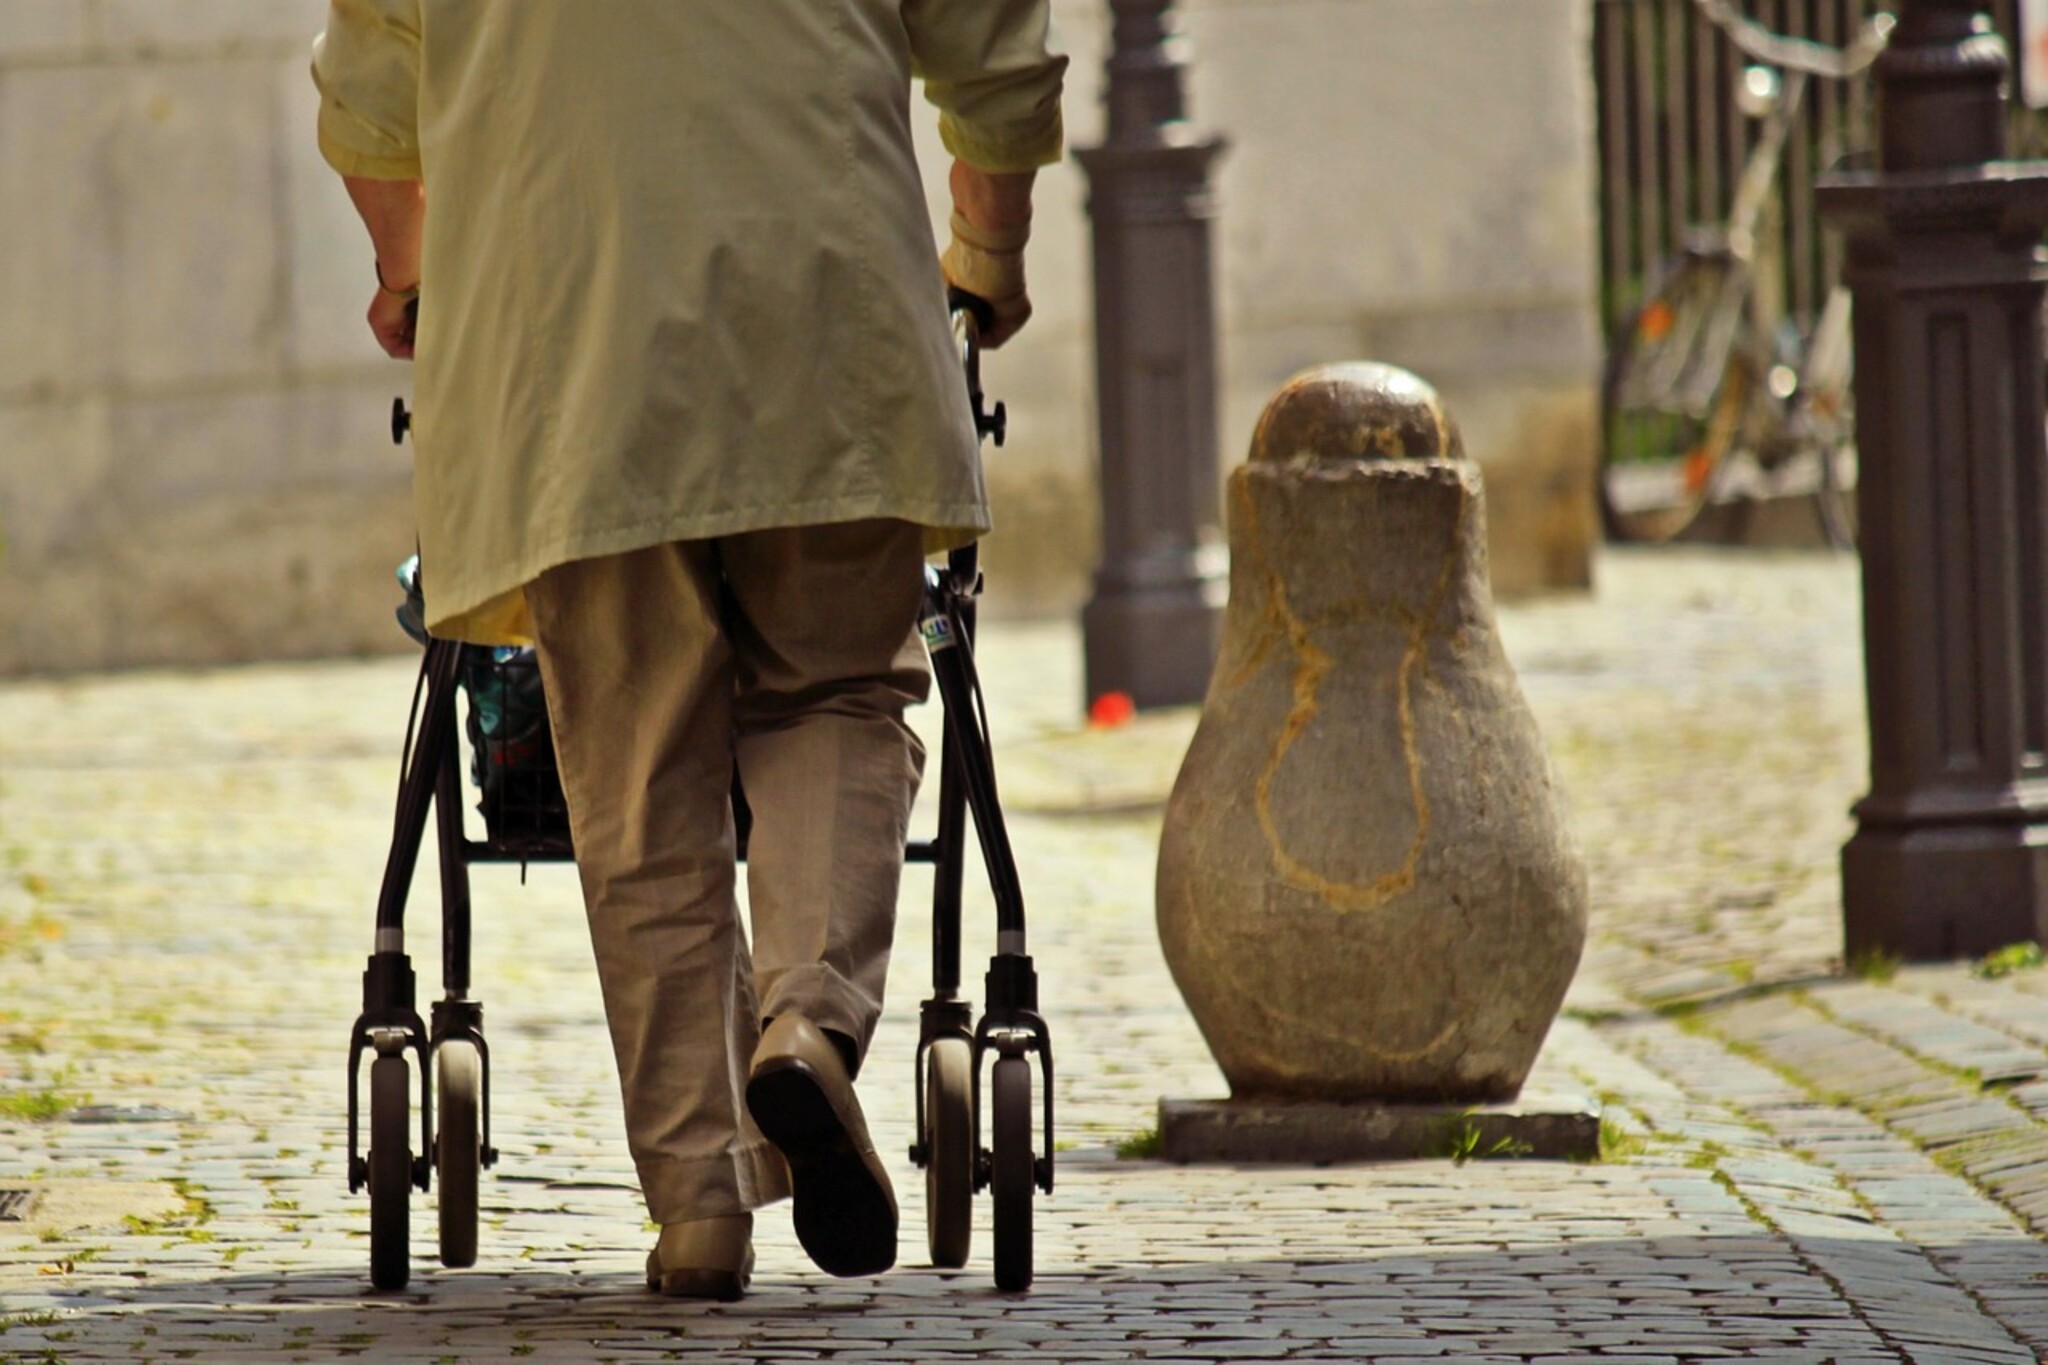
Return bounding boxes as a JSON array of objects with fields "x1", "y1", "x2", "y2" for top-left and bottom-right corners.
[
  {"x1": 1073, "y1": 0, "x2": 1226, "y2": 710},
  {"x1": 1819, "y1": 0, "x2": 2048, "y2": 959}
]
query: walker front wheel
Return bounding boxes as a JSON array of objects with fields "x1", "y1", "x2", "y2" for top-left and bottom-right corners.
[
  {"x1": 368, "y1": 1055, "x2": 413, "y2": 1290},
  {"x1": 923, "y1": 1037, "x2": 974, "y2": 1269},
  {"x1": 436, "y1": 1041, "x2": 482, "y2": 1269},
  {"x1": 990, "y1": 1054, "x2": 1034, "y2": 1292}
]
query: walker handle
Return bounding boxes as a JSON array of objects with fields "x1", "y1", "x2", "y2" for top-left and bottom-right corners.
[
  {"x1": 947, "y1": 290, "x2": 1006, "y2": 448},
  {"x1": 948, "y1": 286, "x2": 996, "y2": 339},
  {"x1": 389, "y1": 299, "x2": 422, "y2": 445}
]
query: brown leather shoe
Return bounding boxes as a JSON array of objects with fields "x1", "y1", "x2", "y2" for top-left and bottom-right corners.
[
  {"x1": 644, "y1": 1213, "x2": 753, "y2": 1301},
  {"x1": 745, "y1": 1015, "x2": 897, "y2": 1277}
]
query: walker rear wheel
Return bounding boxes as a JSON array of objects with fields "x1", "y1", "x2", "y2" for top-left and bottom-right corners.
[
  {"x1": 436, "y1": 1041, "x2": 482, "y2": 1269},
  {"x1": 368, "y1": 1055, "x2": 413, "y2": 1290},
  {"x1": 923, "y1": 1037, "x2": 974, "y2": 1269},
  {"x1": 990, "y1": 1054, "x2": 1034, "y2": 1292}
]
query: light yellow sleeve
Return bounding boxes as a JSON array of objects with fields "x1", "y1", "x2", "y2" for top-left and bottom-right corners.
[
  {"x1": 903, "y1": 0, "x2": 1069, "y2": 173},
  {"x1": 310, "y1": 0, "x2": 424, "y2": 180}
]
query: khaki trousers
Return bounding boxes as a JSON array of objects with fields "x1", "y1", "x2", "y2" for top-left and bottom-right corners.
[{"x1": 525, "y1": 520, "x2": 930, "y2": 1222}]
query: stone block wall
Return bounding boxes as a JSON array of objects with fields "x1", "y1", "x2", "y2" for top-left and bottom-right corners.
[
  {"x1": 1220, "y1": 0, "x2": 1599, "y2": 599},
  {"x1": 959, "y1": 0, "x2": 1602, "y2": 615},
  {"x1": 1, "y1": 0, "x2": 1600, "y2": 674},
  {"x1": 0, "y1": 0, "x2": 413, "y2": 675}
]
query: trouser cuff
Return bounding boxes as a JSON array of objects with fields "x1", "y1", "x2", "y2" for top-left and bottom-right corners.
[
  {"x1": 637, "y1": 1140, "x2": 791, "y2": 1224},
  {"x1": 760, "y1": 964, "x2": 882, "y2": 1062}
]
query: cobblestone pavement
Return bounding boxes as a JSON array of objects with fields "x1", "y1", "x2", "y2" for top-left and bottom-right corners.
[{"x1": 6, "y1": 547, "x2": 2048, "y2": 1363}]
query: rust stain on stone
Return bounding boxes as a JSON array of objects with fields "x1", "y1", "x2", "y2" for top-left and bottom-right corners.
[
  {"x1": 1232, "y1": 475, "x2": 1469, "y2": 914},
  {"x1": 1220, "y1": 478, "x2": 1284, "y2": 693}
]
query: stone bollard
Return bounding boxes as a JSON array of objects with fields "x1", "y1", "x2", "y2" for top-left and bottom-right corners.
[{"x1": 1156, "y1": 363, "x2": 1588, "y2": 1137}]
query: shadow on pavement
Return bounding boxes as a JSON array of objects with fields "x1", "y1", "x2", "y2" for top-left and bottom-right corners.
[{"x1": 12, "y1": 1233, "x2": 2043, "y2": 1361}]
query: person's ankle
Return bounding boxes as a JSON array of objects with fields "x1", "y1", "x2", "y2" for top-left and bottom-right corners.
[
  {"x1": 762, "y1": 1015, "x2": 861, "y2": 1081},
  {"x1": 823, "y1": 1028, "x2": 860, "y2": 1081}
]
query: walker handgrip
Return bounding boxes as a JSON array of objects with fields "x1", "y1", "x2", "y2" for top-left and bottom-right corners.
[
  {"x1": 947, "y1": 291, "x2": 1006, "y2": 447},
  {"x1": 948, "y1": 286, "x2": 996, "y2": 340}
]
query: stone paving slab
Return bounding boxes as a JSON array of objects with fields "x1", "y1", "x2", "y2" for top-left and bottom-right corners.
[{"x1": 5, "y1": 549, "x2": 2048, "y2": 1361}]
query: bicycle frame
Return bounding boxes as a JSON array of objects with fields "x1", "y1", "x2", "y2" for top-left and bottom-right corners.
[
  {"x1": 1721, "y1": 68, "x2": 1810, "y2": 268},
  {"x1": 1650, "y1": 67, "x2": 1810, "y2": 419},
  {"x1": 1601, "y1": 46, "x2": 1861, "y2": 548}
]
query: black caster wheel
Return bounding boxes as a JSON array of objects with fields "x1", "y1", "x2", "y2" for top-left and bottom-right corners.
[
  {"x1": 436, "y1": 1041, "x2": 482, "y2": 1269},
  {"x1": 990, "y1": 1054, "x2": 1034, "y2": 1292},
  {"x1": 924, "y1": 1036, "x2": 974, "y2": 1269},
  {"x1": 368, "y1": 1054, "x2": 413, "y2": 1290}
]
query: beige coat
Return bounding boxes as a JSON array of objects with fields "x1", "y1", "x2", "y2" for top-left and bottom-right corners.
[{"x1": 314, "y1": 1, "x2": 1065, "y2": 643}]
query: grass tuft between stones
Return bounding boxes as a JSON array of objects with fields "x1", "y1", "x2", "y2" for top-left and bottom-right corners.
[
  {"x1": 1429, "y1": 1116, "x2": 1533, "y2": 1165},
  {"x1": 1597, "y1": 1115, "x2": 1649, "y2": 1162},
  {"x1": 1114, "y1": 1126, "x2": 1163, "y2": 1160},
  {"x1": 1973, "y1": 941, "x2": 2045, "y2": 980},
  {"x1": 0, "y1": 1085, "x2": 79, "y2": 1122},
  {"x1": 0, "y1": 1311, "x2": 68, "y2": 1342}
]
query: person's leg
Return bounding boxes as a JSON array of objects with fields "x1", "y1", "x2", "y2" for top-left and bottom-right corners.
[
  {"x1": 525, "y1": 543, "x2": 790, "y2": 1289},
  {"x1": 719, "y1": 518, "x2": 929, "y2": 1276},
  {"x1": 722, "y1": 519, "x2": 930, "y2": 1061}
]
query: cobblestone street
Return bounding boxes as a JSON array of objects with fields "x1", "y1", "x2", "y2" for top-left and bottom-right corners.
[{"x1": 7, "y1": 548, "x2": 2048, "y2": 1362}]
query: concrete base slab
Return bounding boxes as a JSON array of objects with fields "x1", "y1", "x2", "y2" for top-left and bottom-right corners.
[{"x1": 1159, "y1": 1092, "x2": 1603, "y2": 1164}]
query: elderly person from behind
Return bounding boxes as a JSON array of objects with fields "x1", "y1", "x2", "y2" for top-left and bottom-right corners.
[{"x1": 311, "y1": 0, "x2": 1065, "y2": 1300}]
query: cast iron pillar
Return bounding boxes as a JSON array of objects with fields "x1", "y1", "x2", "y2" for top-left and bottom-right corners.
[
  {"x1": 1819, "y1": 0, "x2": 2048, "y2": 959},
  {"x1": 1074, "y1": 0, "x2": 1227, "y2": 710}
]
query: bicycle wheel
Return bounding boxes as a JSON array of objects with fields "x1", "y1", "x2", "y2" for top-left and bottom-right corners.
[
  {"x1": 1802, "y1": 288, "x2": 1858, "y2": 551},
  {"x1": 1601, "y1": 260, "x2": 1757, "y2": 543},
  {"x1": 1812, "y1": 432, "x2": 1858, "y2": 551}
]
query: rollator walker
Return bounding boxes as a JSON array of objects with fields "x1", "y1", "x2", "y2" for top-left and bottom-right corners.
[{"x1": 343, "y1": 304, "x2": 1055, "y2": 1294}]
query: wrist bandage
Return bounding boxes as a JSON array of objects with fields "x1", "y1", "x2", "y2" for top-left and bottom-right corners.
[{"x1": 941, "y1": 211, "x2": 1030, "y2": 305}]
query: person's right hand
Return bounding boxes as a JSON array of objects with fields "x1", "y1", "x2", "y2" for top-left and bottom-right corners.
[
  {"x1": 940, "y1": 216, "x2": 1030, "y2": 348},
  {"x1": 944, "y1": 162, "x2": 1037, "y2": 349}
]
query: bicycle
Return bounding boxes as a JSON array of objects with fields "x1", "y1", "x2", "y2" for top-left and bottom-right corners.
[{"x1": 1599, "y1": 1, "x2": 1892, "y2": 549}]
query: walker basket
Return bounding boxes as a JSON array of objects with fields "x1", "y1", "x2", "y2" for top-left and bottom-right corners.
[{"x1": 460, "y1": 645, "x2": 573, "y2": 854}]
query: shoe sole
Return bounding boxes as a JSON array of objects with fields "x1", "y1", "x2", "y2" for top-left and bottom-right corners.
[{"x1": 746, "y1": 1060, "x2": 897, "y2": 1277}]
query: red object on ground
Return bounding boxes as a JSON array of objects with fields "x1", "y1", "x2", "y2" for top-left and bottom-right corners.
[{"x1": 1089, "y1": 691, "x2": 1137, "y2": 729}]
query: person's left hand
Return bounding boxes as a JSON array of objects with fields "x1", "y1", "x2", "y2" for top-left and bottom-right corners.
[{"x1": 368, "y1": 288, "x2": 417, "y2": 360}]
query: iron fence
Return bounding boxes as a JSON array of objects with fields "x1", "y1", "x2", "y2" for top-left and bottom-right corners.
[{"x1": 1593, "y1": 0, "x2": 2032, "y2": 346}]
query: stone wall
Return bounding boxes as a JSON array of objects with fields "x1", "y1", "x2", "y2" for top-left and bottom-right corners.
[
  {"x1": 0, "y1": 0, "x2": 1600, "y2": 675},
  {"x1": 966, "y1": 0, "x2": 1603, "y2": 616},
  {"x1": 0, "y1": 0, "x2": 419, "y2": 675},
  {"x1": 1211, "y1": 0, "x2": 1602, "y2": 599}
]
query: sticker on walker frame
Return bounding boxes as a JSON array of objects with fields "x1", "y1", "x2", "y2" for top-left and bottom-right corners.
[{"x1": 921, "y1": 615, "x2": 957, "y2": 652}]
